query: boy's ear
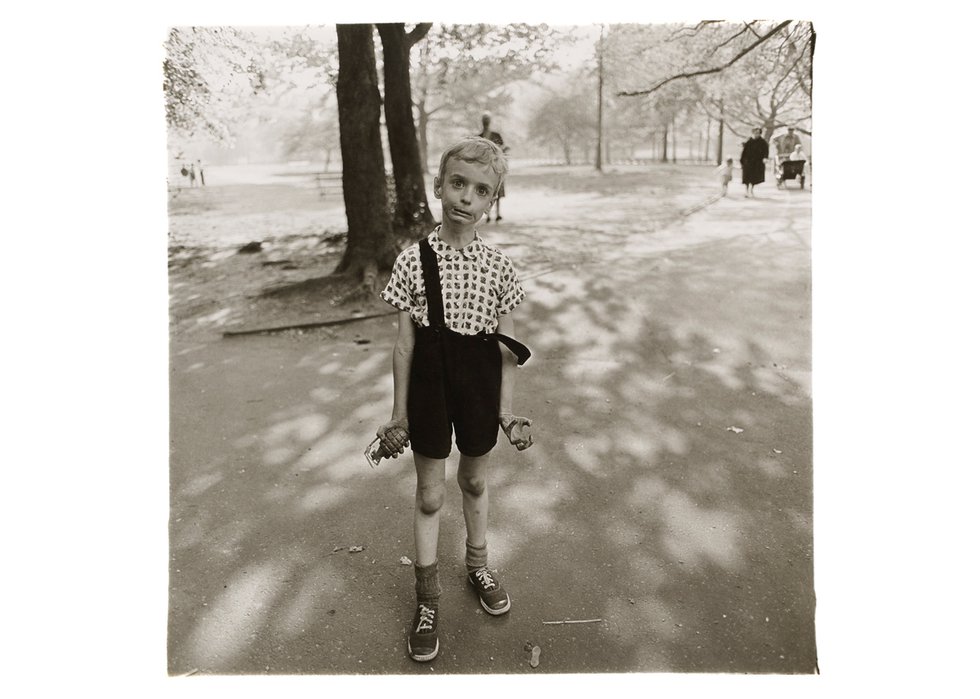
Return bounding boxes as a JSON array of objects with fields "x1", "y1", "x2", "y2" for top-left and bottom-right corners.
[{"x1": 433, "y1": 176, "x2": 442, "y2": 197}]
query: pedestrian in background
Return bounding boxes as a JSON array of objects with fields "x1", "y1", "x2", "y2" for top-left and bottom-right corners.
[
  {"x1": 715, "y1": 158, "x2": 735, "y2": 197},
  {"x1": 477, "y1": 113, "x2": 508, "y2": 221},
  {"x1": 740, "y1": 128, "x2": 768, "y2": 197}
]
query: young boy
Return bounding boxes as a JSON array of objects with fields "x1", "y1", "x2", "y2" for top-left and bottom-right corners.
[
  {"x1": 377, "y1": 136, "x2": 534, "y2": 662},
  {"x1": 715, "y1": 157, "x2": 734, "y2": 196}
]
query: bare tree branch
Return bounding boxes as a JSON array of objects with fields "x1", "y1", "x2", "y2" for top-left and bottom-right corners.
[
  {"x1": 618, "y1": 20, "x2": 792, "y2": 97},
  {"x1": 406, "y1": 23, "x2": 433, "y2": 46},
  {"x1": 668, "y1": 20, "x2": 724, "y2": 41},
  {"x1": 707, "y1": 23, "x2": 755, "y2": 58}
]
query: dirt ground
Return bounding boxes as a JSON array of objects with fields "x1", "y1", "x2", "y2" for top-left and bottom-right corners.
[{"x1": 168, "y1": 163, "x2": 815, "y2": 675}]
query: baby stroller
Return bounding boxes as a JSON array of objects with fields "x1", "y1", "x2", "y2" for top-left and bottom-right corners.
[{"x1": 775, "y1": 153, "x2": 806, "y2": 189}]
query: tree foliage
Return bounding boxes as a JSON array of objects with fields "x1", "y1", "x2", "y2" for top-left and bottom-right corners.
[
  {"x1": 279, "y1": 92, "x2": 340, "y2": 168},
  {"x1": 611, "y1": 21, "x2": 813, "y2": 141},
  {"x1": 412, "y1": 24, "x2": 566, "y2": 164},
  {"x1": 163, "y1": 27, "x2": 270, "y2": 143},
  {"x1": 527, "y1": 73, "x2": 597, "y2": 164}
]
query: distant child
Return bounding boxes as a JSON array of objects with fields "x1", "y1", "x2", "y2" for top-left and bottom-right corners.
[
  {"x1": 789, "y1": 144, "x2": 806, "y2": 161},
  {"x1": 715, "y1": 158, "x2": 735, "y2": 196},
  {"x1": 377, "y1": 136, "x2": 534, "y2": 662}
]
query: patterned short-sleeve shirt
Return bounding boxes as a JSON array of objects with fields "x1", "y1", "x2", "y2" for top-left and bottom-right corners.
[{"x1": 380, "y1": 229, "x2": 525, "y2": 335}]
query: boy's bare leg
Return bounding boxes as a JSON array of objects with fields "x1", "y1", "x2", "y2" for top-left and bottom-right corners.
[
  {"x1": 414, "y1": 453, "x2": 447, "y2": 566},
  {"x1": 457, "y1": 452, "x2": 491, "y2": 550},
  {"x1": 458, "y1": 451, "x2": 511, "y2": 614}
]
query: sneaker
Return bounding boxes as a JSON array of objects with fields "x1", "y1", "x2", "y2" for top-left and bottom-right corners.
[
  {"x1": 407, "y1": 603, "x2": 439, "y2": 662},
  {"x1": 467, "y1": 567, "x2": 511, "y2": 615}
]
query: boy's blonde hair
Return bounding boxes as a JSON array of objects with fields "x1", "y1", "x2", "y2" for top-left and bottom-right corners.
[{"x1": 437, "y1": 136, "x2": 508, "y2": 196}]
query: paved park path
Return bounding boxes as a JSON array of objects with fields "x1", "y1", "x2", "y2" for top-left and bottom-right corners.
[{"x1": 169, "y1": 172, "x2": 815, "y2": 675}]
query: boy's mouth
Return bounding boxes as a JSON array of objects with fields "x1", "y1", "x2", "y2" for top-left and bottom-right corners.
[{"x1": 449, "y1": 207, "x2": 473, "y2": 220}]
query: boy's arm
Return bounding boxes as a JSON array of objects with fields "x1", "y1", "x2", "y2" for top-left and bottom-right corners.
[
  {"x1": 497, "y1": 311, "x2": 517, "y2": 415},
  {"x1": 496, "y1": 311, "x2": 533, "y2": 450},
  {"x1": 377, "y1": 311, "x2": 415, "y2": 455}
]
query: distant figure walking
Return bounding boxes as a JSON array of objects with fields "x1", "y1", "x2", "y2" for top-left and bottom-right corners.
[
  {"x1": 196, "y1": 159, "x2": 206, "y2": 187},
  {"x1": 189, "y1": 162, "x2": 198, "y2": 187},
  {"x1": 715, "y1": 158, "x2": 735, "y2": 197},
  {"x1": 740, "y1": 128, "x2": 769, "y2": 198},
  {"x1": 477, "y1": 112, "x2": 508, "y2": 221}
]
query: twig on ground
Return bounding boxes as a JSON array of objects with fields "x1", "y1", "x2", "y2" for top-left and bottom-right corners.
[
  {"x1": 543, "y1": 618, "x2": 603, "y2": 625},
  {"x1": 222, "y1": 311, "x2": 397, "y2": 337}
]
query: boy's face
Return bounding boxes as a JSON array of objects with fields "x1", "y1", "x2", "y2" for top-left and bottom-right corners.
[{"x1": 434, "y1": 158, "x2": 499, "y2": 231}]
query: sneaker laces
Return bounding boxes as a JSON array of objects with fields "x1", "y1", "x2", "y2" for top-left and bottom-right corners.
[
  {"x1": 474, "y1": 568, "x2": 497, "y2": 590},
  {"x1": 415, "y1": 604, "x2": 436, "y2": 633}
]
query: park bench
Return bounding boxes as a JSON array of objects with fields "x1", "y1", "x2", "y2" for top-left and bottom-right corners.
[{"x1": 314, "y1": 172, "x2": 342, "y2": 198}]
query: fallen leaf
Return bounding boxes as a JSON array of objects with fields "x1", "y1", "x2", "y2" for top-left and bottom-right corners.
[
  {"x1": 726, "y1": 426, "x2": 744, "y2": 434},
  {"x1": 399, "y1": 556, "x2": 412, "y2": 566},
  {"x1": 529, "y1": 646, "x2": 541, "y2": 668},
  {"x1": 348, "y1": 545, "x2": 365, "y2": 553}
]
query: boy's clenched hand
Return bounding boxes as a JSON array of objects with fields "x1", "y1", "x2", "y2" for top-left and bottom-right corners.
[
  {"x1": 376, "y1": 417, "x2": 410, "y2": 457},
  {"x1": 499, "y1": 413, "x2": 533, "y2": 451}
]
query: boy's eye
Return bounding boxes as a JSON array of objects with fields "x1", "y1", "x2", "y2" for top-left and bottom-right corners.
[
  {"x1": 477, "y1": 187, "x2": 490, "y2": 197},
  {"x1": 451, "y1": 179, "x2": 464, "y2": 188}
]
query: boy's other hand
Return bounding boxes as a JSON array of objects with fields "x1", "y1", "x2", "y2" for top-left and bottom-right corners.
[
  {"x1": 499, "y1": 413, "x2": 533, "y2": 451},
  {"x1": 377, "y1": 418, "x2": 410, "y2": 457}
]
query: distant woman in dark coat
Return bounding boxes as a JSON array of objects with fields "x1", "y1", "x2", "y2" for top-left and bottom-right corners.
[{"x1": 740, "y1": 127, "x2": 769, "y2": 197}]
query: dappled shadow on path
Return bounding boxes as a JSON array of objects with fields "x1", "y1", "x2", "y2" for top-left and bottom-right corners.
[{"x1": 169, "y1": 197, "x2": 814, "y2": 674}]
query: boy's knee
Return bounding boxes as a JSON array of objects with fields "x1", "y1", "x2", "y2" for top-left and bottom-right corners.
[
  {"x1": 457, "y1": 472, "x2": 486, "y2": 497},
  {"x1": 417, "y1": 483, "x2": 445, "y2": 515}
]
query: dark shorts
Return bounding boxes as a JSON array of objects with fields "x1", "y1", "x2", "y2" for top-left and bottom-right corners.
[{"x1": 408, "y1": 326, "x2": 502, "y2": 459}]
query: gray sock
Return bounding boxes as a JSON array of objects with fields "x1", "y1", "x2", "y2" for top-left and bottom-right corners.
[
  {"x1": 414, "y1": 562, "x2": 441, "y2": 607},
  {"x1": 465, "y1": 540, "x2": 488, "y2": 573}
]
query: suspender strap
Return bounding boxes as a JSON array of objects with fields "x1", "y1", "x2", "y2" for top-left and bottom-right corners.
[
  {"x1": 417, "y1": 237, "x2": 531, "y2": 366},
  {"x1": 494, "y1": 333, "x2": 531, "y2": 366},
  {"x1": 418, "y1": 237, "x2": 445, "y2": 328}
]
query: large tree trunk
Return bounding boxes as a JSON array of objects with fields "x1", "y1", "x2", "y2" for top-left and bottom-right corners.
[
  {"x1": 417, "y1": 102, "x2": 430, "y2": 174},
  {"x1": 670, "y1": 115, "x2": 676, "y2": 163},
  {"x1": 377, "y1": 23, "x2": 434, "y2": 235},
  {"x1": 335, "y1": 24, "x2": 398, "y2": 287},
  {"x1": 716, "y1": 101, "x2": 725, "y2": 166}
]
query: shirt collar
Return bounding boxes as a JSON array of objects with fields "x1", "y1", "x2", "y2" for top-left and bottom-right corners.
[{"x1": 429, "y1": 228, "x2": 490, "y2": 271}]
